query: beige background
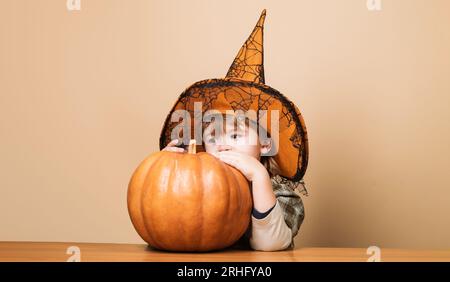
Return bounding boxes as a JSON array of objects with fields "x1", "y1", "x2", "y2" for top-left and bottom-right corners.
[{"x1": 1, "y1": 0, "x2": 450, "y2": 249}]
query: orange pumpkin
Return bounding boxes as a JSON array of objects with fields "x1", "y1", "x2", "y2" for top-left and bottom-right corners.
[{"x1": 127, "y1": 140, "x2": 252, "y2": 252}]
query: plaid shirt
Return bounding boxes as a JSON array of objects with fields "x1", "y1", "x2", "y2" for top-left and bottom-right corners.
[
  {"x1": 234, "y1": 175, "x2": 307, "y2": 250},
  {"x1": 271, "y1": 175, "x2": 307, "y2": 249}
]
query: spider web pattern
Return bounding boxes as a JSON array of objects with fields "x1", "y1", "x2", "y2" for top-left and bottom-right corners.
[
  {"x1": 226, "y1": 10, "x2": 266, "y2": 84},
  {"x1": 159, "y1": 79, "x2": 309, "y2": 181},
  {"x1": 158, "y1": 10, "x2": 308, "y2": 181}
]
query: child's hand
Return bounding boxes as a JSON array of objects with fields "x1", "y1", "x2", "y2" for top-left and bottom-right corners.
[
  {"x1": 162, "y1": 139, "x2": 186, "y2": 153},
  {"x1": 214, "y1": 151, "x2": 267, "y2": 182}
]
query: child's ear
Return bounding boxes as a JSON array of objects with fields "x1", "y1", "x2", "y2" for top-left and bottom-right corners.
[{"x1": 260, "y1": 138, "x2": 272, "y2": 156}]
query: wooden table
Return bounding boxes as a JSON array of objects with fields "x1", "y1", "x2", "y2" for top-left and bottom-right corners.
[{"x1": 1, "y1": 242, "x2": 449, "y2": 262}]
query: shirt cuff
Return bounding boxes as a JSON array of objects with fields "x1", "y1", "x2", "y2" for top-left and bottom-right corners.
[
  {"x1": 249, "y1": 200, "x2": 293, "y2": 251},
  {"x1": 251, "y1": 200, "x2": 283, "y2": 227},
  {"x1": 252, "y1": 203, "x2": 276, "y2": 219}
]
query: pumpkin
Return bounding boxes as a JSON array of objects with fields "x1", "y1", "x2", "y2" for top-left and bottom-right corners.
[{"x1": 127, "y1": 140, "x2": 253, "y2": 252}]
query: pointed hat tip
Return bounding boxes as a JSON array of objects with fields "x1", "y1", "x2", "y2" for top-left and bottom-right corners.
[
  {"x1": 259, "y1": 9, "x2": 266, "y2": 23},
  {"x1": 225, "y1": 9, "x2": 267, "y2": 84}
]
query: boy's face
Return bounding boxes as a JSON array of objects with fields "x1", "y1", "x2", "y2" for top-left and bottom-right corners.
[{"x1": 202, "y1": 117, "x2": 264, "y2": 160}]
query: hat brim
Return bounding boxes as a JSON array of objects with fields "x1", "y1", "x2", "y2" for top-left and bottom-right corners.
[{"x1": 159, "y1": 78, "x2": 308, "y2": 182}]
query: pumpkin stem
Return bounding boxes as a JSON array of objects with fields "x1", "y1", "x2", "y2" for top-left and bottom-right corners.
[{"x1": 188, "y1": 139, "x2": 196, "y2": 154}]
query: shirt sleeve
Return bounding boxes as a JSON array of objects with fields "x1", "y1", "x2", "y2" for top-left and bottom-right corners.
[
  {"x1": 252, "y1": 203, "x2": 276, "y2": 219},
  {"x1": 249, "y1": 200, "x2": 293, "y2": 251},
  {"x1": 248, "y1": 176, "x2": 306, "y2": 251}
]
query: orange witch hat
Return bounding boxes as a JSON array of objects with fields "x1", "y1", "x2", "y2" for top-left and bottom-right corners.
[
  {"x1": 159, "y1": 10, "x2": 309, "y2": 182},
  {"x1": 226, "y1": 9, "x2": 266, "y2": 84}
]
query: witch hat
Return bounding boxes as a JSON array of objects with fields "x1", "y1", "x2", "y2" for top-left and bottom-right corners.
[{"x1": 159, "y1": 10, "x2": 308, "y2": 182}]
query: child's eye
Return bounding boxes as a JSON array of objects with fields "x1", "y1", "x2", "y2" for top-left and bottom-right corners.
[
  {"x1": 206, "y1": 138, "x2": 216, "y2": 144},
  {"x1": 230, "y1": 133, "x2": 241, "y2": 140}
]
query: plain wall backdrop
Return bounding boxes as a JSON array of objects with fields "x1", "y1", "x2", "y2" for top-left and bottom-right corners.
[{"x1": 1, "y1": 0, "x2": 450, "y2": 249}]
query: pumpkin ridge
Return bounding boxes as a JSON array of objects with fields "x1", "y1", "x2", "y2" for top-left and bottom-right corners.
[
  {"x1": 197, "y1": 153, "x2": 207, "y2": 250},
  {"x1": 141, "y1": 152, "x2": 174, "y2": 250},
  {"x1": 218, "y1": 160, "x2": 232, "y2": 246},
  {"x1": 229, "y1": 166, "x2": 252, "y2": 244},
  {"x1": 171, "y1": 153, "x2": 191, "y2": 249},
  {"x1": 182, "y1": 152, "x2": 203, "y2": 250},
  {"x1": 202, "y1": 154, "x2": 231, "y2": 250},
  {"x1": 225, "y1": 166, "x2": 241, "y2": 244},
  {"x1": 134, "y1": 152, "x2": 166, "y2": 247}
]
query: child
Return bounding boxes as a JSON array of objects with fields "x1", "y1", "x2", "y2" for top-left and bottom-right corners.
[
  {"x1": 162, "y1": 113, "x2": 307, "y2": 251},
  {"x1": 159, "y1": 10, "x2": 309, "y2": 251}
]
